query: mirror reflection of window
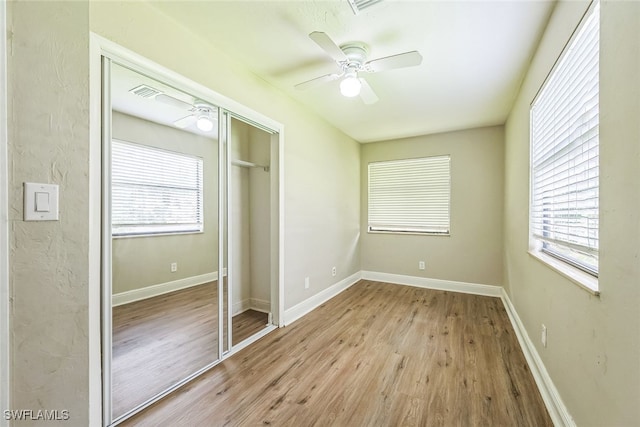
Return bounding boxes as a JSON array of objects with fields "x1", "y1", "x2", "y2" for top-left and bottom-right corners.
[
  {"x1": 109, "y1": 63, "x2": 220, "y2": 420},
  {"x1": 111, "y1": 140, "x2": 204, "y2": 237}
]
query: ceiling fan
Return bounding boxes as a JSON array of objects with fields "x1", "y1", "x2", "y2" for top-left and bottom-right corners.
[
  {"x1": 128, "y1": 84, "x2": 217, "y2": 132},
  {"x1": 295, "y1": 31, "x2": 423, "y2": 104},
  {"x1": 156, "y1": 94, "x2": 217, "y2": 132}
]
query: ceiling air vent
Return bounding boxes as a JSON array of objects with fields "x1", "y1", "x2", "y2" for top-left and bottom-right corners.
[
  {"x1": 347, "y1": 0, "x2": 384, "y2": 15},
  {"x1": 129, "y1": 84, "x2": 162, "y2": 98}
]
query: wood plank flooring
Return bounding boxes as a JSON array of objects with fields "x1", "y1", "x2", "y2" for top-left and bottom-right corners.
[
  {"x1": 233, "y1": 310, "x2": 269, "y2": 346},
  {"x1": 121, "y1": 280, "x2": 552, "y2": 427},
  {"x1": 112, "y1": 282, "x2": 269, "y2": 419}
]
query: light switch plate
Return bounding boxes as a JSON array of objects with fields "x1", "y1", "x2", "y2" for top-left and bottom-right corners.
[{"x1": 24, "y1": 182, "x2": 59, "y2": 221}]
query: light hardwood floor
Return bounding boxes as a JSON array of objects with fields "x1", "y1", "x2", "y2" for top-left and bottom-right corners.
[
  {"x1": 112, "y1": 282, "x2": 269, "y2": 419},
  {"x1": 233, "y1": 309, "x2": 269, "y2": 346},
  {"x1": 121, "y1": 280, "x2": 552, "y2": 426}
]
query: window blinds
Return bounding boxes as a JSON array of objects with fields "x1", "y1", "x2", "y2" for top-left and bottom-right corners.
[
  {"x1": 368, "y1": 155, "x2": 450, "y2": 234},
  {"x1": 112, "y1": 140, "x2": 204, "y2": 236},
  {"x1": 530, "y1": 2, "x2": 599, "y2": 274}
]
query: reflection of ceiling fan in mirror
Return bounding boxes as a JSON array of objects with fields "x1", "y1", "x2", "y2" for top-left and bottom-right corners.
[
  {"x1": 129, "y1": 84, "x2": 217, "y2": 132},
  {"x1": 295, "y1": 32, "x2": 423, "y2": 104}
]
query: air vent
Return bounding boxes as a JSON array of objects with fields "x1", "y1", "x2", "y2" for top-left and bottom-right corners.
[
  {"x1": 347, "y1": 0, "x2": 384, "y2": 15},
  {"x1": 129, "y1": 84, "x2": 162, "y2": 98}
]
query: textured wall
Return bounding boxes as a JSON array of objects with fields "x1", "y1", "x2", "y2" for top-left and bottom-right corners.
[
  {"x1": 8, "y1": 1, "x2": 359, "y2": 424},
  {"x1": 111, "y1": 112, "x2": 218, "y2": 295},
  {"x1": 503, "y1": 1, "x2": 640, "y2": 424},
  {"x1": 360, "y1": 126, "x2": 505, "y2": 286},
  {"x1": 8, "y1": 1, "x2": 90, "y2": 425},
  {"x1": 90, "y1": 1, "x2": 361, "y2": 312}
]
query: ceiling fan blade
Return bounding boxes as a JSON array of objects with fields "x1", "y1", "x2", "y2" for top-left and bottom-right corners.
[
  {"x1": 295, "y1": 73, "x2": 342, "y2": 91},
  {"x1": 309, "y1": 31, "x2": 347, "y2": 62},
  {"x1": 359, "y1": 78, "x2": 379, "y2": 105},
  {"x1": 173, "y1": 115, "x2": 197, "y2": 129},
  {"x1": 366, "y1": 51, "x2": 423, "y2": 73},
  {"x1": 156, "y1": 93, "x2": 194, "y2": 110}
]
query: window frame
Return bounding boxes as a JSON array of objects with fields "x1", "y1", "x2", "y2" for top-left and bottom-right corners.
[
  {"x1": 528, "y1": 0, "x2": 600, "y2": 294},
  {"x1": 111, "y1": 139, "x2": 205, "y2": 238},
  {"x1": 367, "y1": 155, "x2": 451, "y2": 236}
]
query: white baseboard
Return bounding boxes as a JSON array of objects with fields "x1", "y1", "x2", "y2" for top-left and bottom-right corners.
[
  {"x1": 112, "y1": 272, "x2": 218, "y2": 306},
  {"x1": 283, "y1": 271, "x2": 362, "y2": 326},
  {"x1": 250, "y1": 298, "x2": 270, "y2": 313},
  {"x1": 232, "y1": 299, "x2": 251, "y2": 316},
  {"x1": 500, "y1": 289, "x2": 575, "y2": 427},
  {"x1": 232, "y1": 298, "x2": 271, "y2": 316},
  {"x1": 361, "y1": 270, "x2": 502, "y2": 297}
]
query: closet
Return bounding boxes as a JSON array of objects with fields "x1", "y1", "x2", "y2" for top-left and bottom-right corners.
[
  {"x1": 230, "y1": 118, "x2": 273, "y2": 345},
  {"x1": 99, "y1": 50, "x2": 282, "y2": 426}
]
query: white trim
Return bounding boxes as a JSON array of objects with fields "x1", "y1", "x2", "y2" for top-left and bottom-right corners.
[
  {"x1": 271, "y1": 127, "x2": 286, "y2": 327},
  {"x1": 100, "y1": 56, "x2": 115, "y2": 425},
  {"x1": 276, "y1": 130, "x2": 285, "y2": 327},
  {"x1": 225, "y1": 324, "x2": 277, "y2": 357},
  {"x1": 500, "y1": 289, "x2": 575, "y2": 427},
  {"x1": 112, "y1": 272, "x2": 219, "y2": 307},
  {"x1": 233, "y1": 298, "x2": 271, "y2": 316},
  {"x1": 217, "y1": 109, "x2": 226, "y2": 366},
  {"x1": 88, "y1": 33, "x2": 104, "y2": 427},
  {"x1": 283, "y1": 271, "x2": 362, "y2": 326},
  {"x1": 528, "y1": 250, "x2": 599, "y2": 296},
  {"x1": 0, "y1": 1, "x2": 10, "y2": 424},
  {"x1": 232, "y1": 299, "x2": 251, "y2": 316},
  {"x1": 250, "y1": 298, "x2": 271, "y2": 313},
  {"x1": 361, "y1": 271, "x2": 502, "y2": 297}
]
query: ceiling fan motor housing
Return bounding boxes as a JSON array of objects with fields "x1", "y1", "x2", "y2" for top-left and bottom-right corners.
[{"x1": 340, "y1": 43, "x2": 369, "y2": 71}]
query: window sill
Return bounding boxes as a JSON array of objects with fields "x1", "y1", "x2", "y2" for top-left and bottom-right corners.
[
  {"x1": 112, "y1": 230, "x2": 204, "y2": 239},
  {"x1": 367, "y1": 230, "x2": 451, "y2": 237},
  {"x1": 528, "y1": 250, "x2": 600, "y2": 296}
]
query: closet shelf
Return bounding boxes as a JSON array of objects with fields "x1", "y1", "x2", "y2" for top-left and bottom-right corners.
[{"x1": 232, "y1": 159, "x2": 269, "y2": 172}]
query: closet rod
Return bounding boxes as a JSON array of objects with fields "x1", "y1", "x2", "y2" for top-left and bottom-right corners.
[{"x1": 231, "y1": 159, "x2": 269, "y2": 172}]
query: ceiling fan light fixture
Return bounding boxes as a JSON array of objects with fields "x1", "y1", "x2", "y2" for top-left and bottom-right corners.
[
  {"x1": 196, "y1": 113, "x2": 214, "y2": 132},
  {"x1": 340, "y1": 75, "x2": 362, "y2": 97}
]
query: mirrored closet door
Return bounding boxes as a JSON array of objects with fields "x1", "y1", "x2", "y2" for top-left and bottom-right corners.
[
  {"x1": 100, "y1": 55, "x2": 282, "y2": 426},
  {"x1": 105, "y1": 61, "x2": 221, "y2": 422}
]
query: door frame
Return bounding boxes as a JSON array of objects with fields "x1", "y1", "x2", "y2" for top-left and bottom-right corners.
[
  {"x1": 89, "y1": 33, "x2": 284, "y2": 426},
  {"x1": 0, "y1": 2, "x2": 10, "y2": 425}
]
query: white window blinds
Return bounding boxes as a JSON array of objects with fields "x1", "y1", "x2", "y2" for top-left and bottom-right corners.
[
  {"x1": 112, "y1": 140, "x2": 204, "y2": 236},
  {"x1": 530, "y1": 1, "x2": 599, "y2": 275},
  {"x1": 368, "y1": 155, "x2": 450, "y2": 234}
]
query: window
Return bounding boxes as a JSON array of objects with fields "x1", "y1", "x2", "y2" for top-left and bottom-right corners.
[
  {"x1": 530, "y1": 2, "x2": 599, "y2": 279},
  {"x1": 368, "y1": 155, "x2": 450, "y2": 234},
  {"x1": 111, "y1": 140, "x2": 204, "y2": 237}
]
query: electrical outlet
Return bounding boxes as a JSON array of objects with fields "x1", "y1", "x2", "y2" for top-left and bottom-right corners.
[
  {"x1": 419, "y1": 261, "x2": 425, "y2": 270},
  {"x1": 304, "y1": 276, "x2": 310, "y2": 289},
  {"x1": 541, "y1": 324, "x2": 547, "y2": 347},
  {"x1": 170, "y1": 262, "x2": 178, "y2": 273},
  {"x1": 332, "y1": 267, "x2": 337, "y2": 277}
]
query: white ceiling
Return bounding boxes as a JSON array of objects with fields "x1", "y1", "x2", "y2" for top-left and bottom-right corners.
[
  {"x1": 148, "y1": 0, "x2": 555, "y2": 143},
  {"x1": 111, "y1": 62, "x2": 219, "y2": 138}
]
